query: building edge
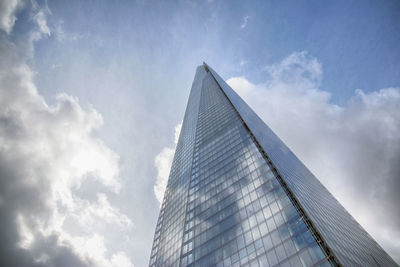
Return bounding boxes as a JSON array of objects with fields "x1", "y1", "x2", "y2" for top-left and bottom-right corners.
[{"x1": 203, "y1": 63, "x2": 341, "y2": 266}]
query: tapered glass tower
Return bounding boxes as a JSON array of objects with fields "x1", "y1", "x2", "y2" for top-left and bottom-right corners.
[{"x1": 149, "y1": 64, "x2": 397, "y2": 267}]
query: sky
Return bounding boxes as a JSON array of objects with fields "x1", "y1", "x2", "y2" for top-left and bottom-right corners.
[{"x1": 0, "y1": 0, "x2": 399, "y2": 266}]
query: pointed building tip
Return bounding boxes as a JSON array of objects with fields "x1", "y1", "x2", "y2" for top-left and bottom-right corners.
[{"x1": 203, "y1": 62, "x2": 210, "y2": 72}]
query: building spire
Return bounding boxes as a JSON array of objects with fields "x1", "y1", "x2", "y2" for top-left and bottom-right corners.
[{"x1": 202, "y1": 62, "x2": 209, "y2": 72}]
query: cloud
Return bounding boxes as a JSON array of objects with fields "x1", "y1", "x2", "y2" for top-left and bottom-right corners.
[
  {"x1": 0, "y1": 11, "x2": 133, "y2": 267},
  {"x1": 240, "y1": 15, "x2": 250, "y2": 29},
  {"x1": 0, "y1": 0, "x2": 24, "y2": 34},
  {"x1": 29, "y1": 3, "x2": 52, "y2": 43},
  {"x1": 33, "y1": 9, "x2": 51, "y2": 36},
  {"x1": 154, "y1": 123, "x2": 182, "y2": 205},
  {"x1": 227, "y1": 51, "x2": 400, "y2": 263}
]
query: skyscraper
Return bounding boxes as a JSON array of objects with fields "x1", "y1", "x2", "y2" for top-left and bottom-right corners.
[{"x1": 149, "y1": 63, "x2": 397, "y2": 267}]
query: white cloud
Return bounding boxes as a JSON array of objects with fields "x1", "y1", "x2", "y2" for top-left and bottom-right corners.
[
  {"x1": 240, "y1": 15, "x2": 250, "y2": 29},
  {"x1": 0, "y1": 17, "x2": 133, "y2": 267},
  {"x1": 33, "y1": 9, "x2": 51, "y2": 36},
  {"x1": 227, "y1": 76, "x2": 254, "y2": 96},
  {"x1": 29, "y1": 4, "x2": 52, "y2": 43},
  {"x1": 154, "y1": 123, "x2": 182, "y2": 205},
  {"x1": 111, "y1": 252, "x2": 134, "y2": 267},
  {"x1": 0, "y1": 0, "x2": 50, "y2": 38},
  {"x1": 0, "y1": 0, "x2": 23, "y2": 34},
  {"x1": 239, "y1": 60, "x2": 247, "y2": 68},
  {"x1": 227, "y1": 51, "x2": 400, "y2": 263}
]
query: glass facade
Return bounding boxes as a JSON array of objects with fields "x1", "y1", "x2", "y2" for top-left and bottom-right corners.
[{"x1": 150, "y1": 64, "x2": 398, "y2": 267}]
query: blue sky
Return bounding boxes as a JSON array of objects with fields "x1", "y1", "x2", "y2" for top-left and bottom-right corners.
[
  {"x1": 0, "y1": 0, "x2": 399, "y2": 266},
  {"x1": 33, "y1": 0, "x2": 400, "y2": 102}
]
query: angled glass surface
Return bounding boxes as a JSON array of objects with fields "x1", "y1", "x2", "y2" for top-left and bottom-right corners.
[{"x1": 150, "y1": 64, "x2": 398, "y2": 267}]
